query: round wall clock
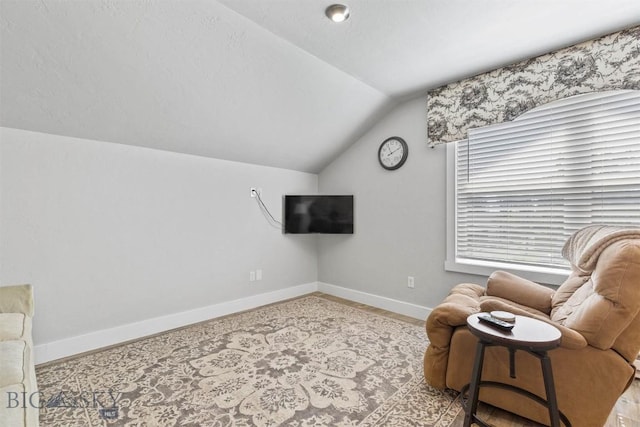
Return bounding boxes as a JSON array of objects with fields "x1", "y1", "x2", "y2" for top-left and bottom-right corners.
[{"x1": 378, "y1": 136, "x2": 408, "y2": 170}]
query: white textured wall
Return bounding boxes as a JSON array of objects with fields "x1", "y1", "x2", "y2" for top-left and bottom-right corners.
[
  {"x1": 0, "y1": 128, "x2": 318, "y2": 346},
  {"x1": 318, "y1": 96, "x2": 486, "y2": 310}
]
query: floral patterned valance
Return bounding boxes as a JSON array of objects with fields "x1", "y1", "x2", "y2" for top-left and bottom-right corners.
[{"x1": 427, "y1": 26, "x2": 640, "y2": 146}]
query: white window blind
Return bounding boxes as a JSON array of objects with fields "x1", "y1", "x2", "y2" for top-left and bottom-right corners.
[{"x1": 455, "y1": 90, "x2": 640, "y2": 270}]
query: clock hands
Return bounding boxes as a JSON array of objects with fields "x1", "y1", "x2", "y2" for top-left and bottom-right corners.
[
  {"x1": 387, "y1": 147, "x2": 401, "y2": 156},
  {"x1": 383, "y1": 146, "x2": 401, "y2": 162}
]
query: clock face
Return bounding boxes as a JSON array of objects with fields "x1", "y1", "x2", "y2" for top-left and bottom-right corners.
[{"x1": 378, "y1": 137, "x2": 408, "y2": 170}]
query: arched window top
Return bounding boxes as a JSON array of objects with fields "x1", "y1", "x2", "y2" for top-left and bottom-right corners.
[
  {"x1": 514, "y1": 89, "x2": 639, "y2": 122},
  {"x1": 427, "y1": 26, "x2": 640, "y2": 147},
  {"x1": 468, "y1": 90, "x2": 640, "y2": 150}
]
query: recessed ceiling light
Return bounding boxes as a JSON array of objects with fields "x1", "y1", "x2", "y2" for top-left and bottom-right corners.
[{"x1": 325, "y1": 4, "x2": 350, "y2": 22}]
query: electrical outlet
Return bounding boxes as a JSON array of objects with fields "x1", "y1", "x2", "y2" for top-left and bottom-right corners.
[
  {"x1": 256, "y1": 269, "x2": 262, "y2": 280},
  {"x1": 250, "y1": 271, "x2": 256, "y2": 281},
  {"x1": 407, "y1": 276, "x2": 415, "y2": 288},
  {"x1": 250, "y1": 187, "x2": 262, "y2": 197}
]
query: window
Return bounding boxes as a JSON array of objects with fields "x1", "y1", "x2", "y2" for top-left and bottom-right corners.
[{"x1": 446, "y1": 90, "x2": 640, "y2": 284}]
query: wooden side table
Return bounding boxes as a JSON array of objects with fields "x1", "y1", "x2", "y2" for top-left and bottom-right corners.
[{"x1": 462, "y1": 313, "x2": 570, "y2": 427}]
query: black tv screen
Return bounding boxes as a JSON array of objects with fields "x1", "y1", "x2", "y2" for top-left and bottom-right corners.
[{"x1": 283, "y1": 195, "x2": 353, "y2": 234}]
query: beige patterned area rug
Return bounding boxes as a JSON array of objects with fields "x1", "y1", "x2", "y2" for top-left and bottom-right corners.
[{"x1": 36, "y1": 295, "x2": 461, "y2": 426}]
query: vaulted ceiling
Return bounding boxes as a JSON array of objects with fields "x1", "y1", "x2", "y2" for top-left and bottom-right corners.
[{"x1": 1, "y1": 0, "x2": 639, "y2": 173}]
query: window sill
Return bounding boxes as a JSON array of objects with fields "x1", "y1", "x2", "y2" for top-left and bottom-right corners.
[{"x1": 444, "y1": 258, "x2": 570, "y2": 286}]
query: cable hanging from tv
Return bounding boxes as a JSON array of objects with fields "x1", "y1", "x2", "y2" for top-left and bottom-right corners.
[{"x1": 253, "y1": 190, "x2": 282, "y2": 229}]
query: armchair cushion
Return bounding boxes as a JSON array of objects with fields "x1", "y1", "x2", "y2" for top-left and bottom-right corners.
[
  {"x1": 0, "y1": 313, "x2": 28, "y2": 340},
  {"x1": 486, "y1": 270, "x2": 554, "y2": 314},
  {"x1": 0, "y1": 284, "x2": 34, "y2": 316},
  {"x1": 0, "y1": 340, "x2": 27, "y2": 385},
  {"x1": 550, "y1": 273, "x2": 590, "y2": 318},
  {"x1": 553, "y1": 240, "x2": 640, "y2": 351},
  {"x1": 0, "y1": 285, "x2": 38, "y2": 427}
]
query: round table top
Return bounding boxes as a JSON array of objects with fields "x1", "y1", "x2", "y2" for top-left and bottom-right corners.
[{"x1": 467, "y1": 313, "x2": 562, "y2": 351}]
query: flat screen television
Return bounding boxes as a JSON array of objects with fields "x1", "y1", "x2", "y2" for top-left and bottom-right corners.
[{"x1": 283, "y1": 195, "x2": 353, "y2": 234}]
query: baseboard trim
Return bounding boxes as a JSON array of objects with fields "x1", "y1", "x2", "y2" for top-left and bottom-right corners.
[
  {"x1": 35, "y1": 282, "x2": 431, "y2": 364},
  {"x1": 317, "y1": 282, "x2": 431, "y2": 320},
  {"x1": 34, "y1": 282, "x2": 317, "y2": 364}
]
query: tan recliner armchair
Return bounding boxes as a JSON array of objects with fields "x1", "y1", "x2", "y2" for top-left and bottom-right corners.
[{"x1": 424, "y1": 225, "x2": 640, "y2": 426}]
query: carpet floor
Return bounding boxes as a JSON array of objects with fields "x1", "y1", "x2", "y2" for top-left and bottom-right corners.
[{"x1": 36, "y1": 294, "x2": 462, "y2": 426}]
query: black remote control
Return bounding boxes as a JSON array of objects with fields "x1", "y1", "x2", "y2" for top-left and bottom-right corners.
[{"x1": 477, "y1": 313, "x2": 515, "y2": 331}]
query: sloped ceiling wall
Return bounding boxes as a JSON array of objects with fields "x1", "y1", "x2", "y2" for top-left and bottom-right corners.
[
  {"x1": 1, "y1": 0, "x2": 639, "y2": 173},
  {"x1": 0, "y1": 0, "x2": 391, "y2": 173}
]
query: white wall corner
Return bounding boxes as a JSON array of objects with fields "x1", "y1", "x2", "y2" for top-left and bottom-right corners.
[
  {"x1": 317, "y1": 282, "x2": 431, "y2": 321},
  {"x1": 35, "y1": 282, "x2": 318, "y2": 364}
]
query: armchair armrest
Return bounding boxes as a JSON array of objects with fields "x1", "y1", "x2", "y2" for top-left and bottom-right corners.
[
  {"x1": 426, "y1": 283, "x2": 485, "y2": 336},
  {"x1": 0, "y1": 284, "x2": 34, "y2": 316},
  {"x1": 424, "y1": 283, "x2": 484, "y2": 389},
  {"x1": 486, "y1": 270, "x2": 554, "y2": 314}
]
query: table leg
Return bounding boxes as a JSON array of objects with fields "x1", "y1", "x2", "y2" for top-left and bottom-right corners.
[
  {"x1": 463, "y1": 340, "x2": 486, "y2": 427},
  {"x1": 540, "y1": 352, "x2": 561, "y2": 427}
]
